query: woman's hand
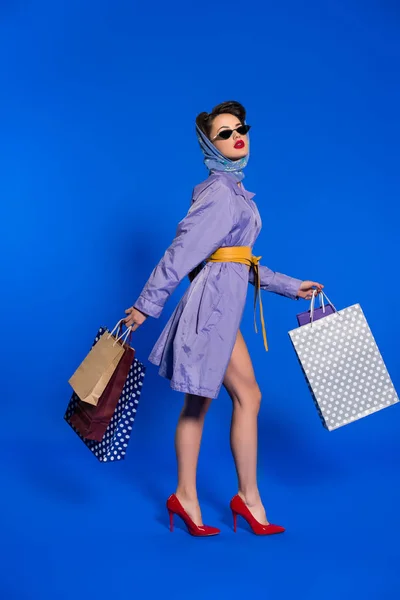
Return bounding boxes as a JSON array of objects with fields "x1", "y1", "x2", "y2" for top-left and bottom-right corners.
[
  {"x1": 124, "y1": 306, "x2": 148, "y2": 332},
  {"x1": 297, "y1": 280, "x2": 324, "y2": 300}
]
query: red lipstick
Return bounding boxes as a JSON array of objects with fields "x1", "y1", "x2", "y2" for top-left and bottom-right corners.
[{"x1": 234, "y1": 140, "x2": 245, "y2": 149}]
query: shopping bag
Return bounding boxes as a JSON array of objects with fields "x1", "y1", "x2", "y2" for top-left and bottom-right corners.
[
  {"x1": 296, "y1": 290, "x2": 335, "y2": 327},
  {"x1": 69, "y1": 342, "x2": 135, "y2": 441},
  {"x1": 65, "y1": 327, "x2": 146, "y2": 461},
  {"x1": 68, "y1": 321, "x2": 128, "y2": 406},
  {"x1": 288, "y1": 291, "x2": 399, "y2": 431}
]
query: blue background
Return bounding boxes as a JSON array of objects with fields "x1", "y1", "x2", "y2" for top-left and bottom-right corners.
[{"x1": 1, "y1": 1, "x2": 399, "y2": 598}]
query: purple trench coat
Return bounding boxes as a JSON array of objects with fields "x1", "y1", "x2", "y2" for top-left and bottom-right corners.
[{"x1": 133, "y1": 171, "x2": 302, "y2": 399}]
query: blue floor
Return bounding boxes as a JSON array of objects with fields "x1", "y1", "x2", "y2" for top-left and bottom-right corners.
[{"x1": 2, "y1": 390, "x2": 400, "y2": 600}]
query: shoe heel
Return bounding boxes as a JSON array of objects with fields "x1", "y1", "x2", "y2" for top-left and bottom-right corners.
[
  {"x1": 168, "y1": 510, "x2": 174, "y2": 532},
  {"x1": 232, "y1": 510, "x2": 238, "y2": 533}
]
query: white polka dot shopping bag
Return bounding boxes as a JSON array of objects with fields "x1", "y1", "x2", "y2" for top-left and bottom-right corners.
[
  {"x1": 64, "y1": 326, "x2": 146, "y2": 461},
  {"x1": 288, "y1": 291, "x2": 399, "y2": 431}
]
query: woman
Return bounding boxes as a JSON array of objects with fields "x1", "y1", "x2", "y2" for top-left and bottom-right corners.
[{"x1": 124, "y1": 101, "x2": 323, "y2": 537}]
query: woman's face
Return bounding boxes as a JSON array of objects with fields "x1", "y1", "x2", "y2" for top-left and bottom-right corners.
[{"x1": 209, "y1": 113, "x2": 249, "y2": 160}]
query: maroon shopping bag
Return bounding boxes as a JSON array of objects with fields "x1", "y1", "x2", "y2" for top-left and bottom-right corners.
[{"x1": 70, "y1": 344, "x2": 135, "y2": 441}]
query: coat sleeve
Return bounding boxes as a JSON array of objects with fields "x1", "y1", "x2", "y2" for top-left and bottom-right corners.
[
  {"x1": 133, "y1": 181, "x2": 234, "y2": 318},
  {"x1": 249, "y1": 264, "x2": 302, "y2": 300}
]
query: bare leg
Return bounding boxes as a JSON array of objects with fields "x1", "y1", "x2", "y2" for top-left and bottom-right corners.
[
  {"x1": 223, "y1": 330, "x2": 268, "y2": 524},
  {"x1": 174, "y1": 393, "x2": 212, "y2": 526}
]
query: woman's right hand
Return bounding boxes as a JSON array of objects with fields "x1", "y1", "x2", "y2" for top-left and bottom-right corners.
[{"x1": 124, "y1": 306, "x2": 148, "y2": 332}]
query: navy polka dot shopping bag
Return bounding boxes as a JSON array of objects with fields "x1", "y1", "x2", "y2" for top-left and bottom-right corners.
[{"x1": 64, "y1": 326, "x2": 146, "y2": 462}]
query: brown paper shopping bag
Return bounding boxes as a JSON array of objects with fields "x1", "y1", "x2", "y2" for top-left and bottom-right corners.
[{"x1": 68, "y1": 321, "x2": 130, "y2": 406}]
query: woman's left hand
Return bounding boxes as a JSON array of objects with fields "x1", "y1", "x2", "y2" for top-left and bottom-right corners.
[{"x1": 297, "y1": 280, "x2": 324, "y2": 300}]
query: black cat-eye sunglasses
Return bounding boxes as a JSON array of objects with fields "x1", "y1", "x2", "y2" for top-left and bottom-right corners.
[{"x1": 211, "y1": 124, "x2": 251, "y2": 142}]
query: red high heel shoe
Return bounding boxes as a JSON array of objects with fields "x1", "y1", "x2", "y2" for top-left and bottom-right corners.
[
  {"x1": 230, "y1": 494, "x2": 285, "y2": 536},
  {"x1": 166, "y1": 494, "x2": 220, "y2": 537}
]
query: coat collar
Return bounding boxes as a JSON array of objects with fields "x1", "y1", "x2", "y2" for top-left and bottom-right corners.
[{"x1": 212, "y1": 171, "x2": 256, "y2": 200}]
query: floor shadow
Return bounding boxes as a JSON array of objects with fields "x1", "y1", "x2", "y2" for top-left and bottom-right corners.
[
  {"x1": 257, "y1": 398, "x2": 346, "y2": 485},
  {"x1": 12, "y1": 440, "x2": 95, "y2": 504}
]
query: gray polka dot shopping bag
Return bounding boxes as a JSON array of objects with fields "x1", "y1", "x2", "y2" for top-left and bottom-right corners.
[
  {"x1": 288, "y1": 290, "x2": 399, "y2": 431},
  {"x1": 65, "y1": 322, "x2": 146, "y2": 461}
]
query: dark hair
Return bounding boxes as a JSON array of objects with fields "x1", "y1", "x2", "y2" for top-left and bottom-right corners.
[{"x1": 196, "y1": 100, "x2": 246, "y2": 139}]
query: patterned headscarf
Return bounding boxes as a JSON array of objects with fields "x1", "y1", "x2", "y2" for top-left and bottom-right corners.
[{"x1": 195, "y1": 123, "x2": 249, "y2": 182}]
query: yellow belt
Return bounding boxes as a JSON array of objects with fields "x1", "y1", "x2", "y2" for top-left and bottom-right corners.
[{"x1": 206, "y1": 246, "x2": 268, "y2": 351}]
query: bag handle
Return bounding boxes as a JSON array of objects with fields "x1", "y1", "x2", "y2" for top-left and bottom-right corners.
[
  {"x1": 309, "y1": 289, "x2": 324, "y2": 322},
  {"x1": 108, "y1": 320, "x2": 132, "y2": 347},
  {"x1": 309, "y1": 289, "x2": 339, "y2": 326}
]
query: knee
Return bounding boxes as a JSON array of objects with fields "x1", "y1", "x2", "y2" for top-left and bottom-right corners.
[
  {"x1": 251, "y1": 385, "x2": 262, "y2": 413},
  {"x1": 232, "y1": 383, "x2": 262, "y2": 413}
]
